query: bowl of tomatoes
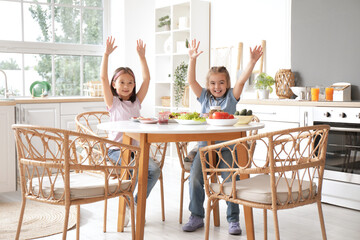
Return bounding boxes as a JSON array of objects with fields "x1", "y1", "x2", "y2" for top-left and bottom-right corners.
[{"x1": 207, "y1": 111, "x2": 238, "y2": 126}]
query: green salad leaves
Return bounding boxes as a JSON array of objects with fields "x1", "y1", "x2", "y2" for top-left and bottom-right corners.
[{"x1": 178, "y1": 112, "x2": 206, "y2": 122}]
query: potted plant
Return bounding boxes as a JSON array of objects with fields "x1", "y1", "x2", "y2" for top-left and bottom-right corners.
[
  {"x1": 158, "y1": 15, "x2": 171, "y2": 31},
  {"x1": 254, "y1": 73, "x2": 275, "y2": 99},
  {"x1": 174, "y1": 61, "x2": 188, "y2": 107}
]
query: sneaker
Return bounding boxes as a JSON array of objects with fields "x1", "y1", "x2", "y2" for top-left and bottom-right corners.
[
  {"x1": 182, "y1": 215, "x2": 204, "y2": 232},
  {"x1": 228, "y1": 221, "x2": 242, "y2": 235}
]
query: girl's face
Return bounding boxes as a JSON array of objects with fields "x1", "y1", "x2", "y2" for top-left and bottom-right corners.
[
  {"x1": 208, "y1": 73, "x2": 228, "y2": 98},
  {"x1": 112, "y1": 73, "x2": 135, "y2": 100}
]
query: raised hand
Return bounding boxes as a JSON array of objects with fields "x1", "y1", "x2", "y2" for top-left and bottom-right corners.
[
  {"x1": 250, "y1": 45, "x2": 263, "y2": 62},
  {"x1": 105, "y1": 36, "x2": 117, "y2": 56},
  {"x1": 137, "y1": 39, "x2": 146, "y2": 58},
  {"x1": 188, "y1": 39, "x2": 203, "y2": 60}
]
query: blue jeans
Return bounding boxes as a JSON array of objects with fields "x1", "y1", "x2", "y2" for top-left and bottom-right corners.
[
  {"x1": 188, "y1": 147, "x2": 239, "y2": 223},
  {"x1": 108, "y1": 149, "x2": 161, "y2": 203}
]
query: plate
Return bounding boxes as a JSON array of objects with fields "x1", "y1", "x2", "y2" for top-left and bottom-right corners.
[
  {"x1": 139, "y1": 118, "x2": 158, "y2": 124},
  {"x1": 130, "y1": 117, "x2": 140, "y2": 122},
  {"x1": 206, "y1": 118, "x2": 239, "y2": 126},
  {"x1": 176, "y1": 119, "x2": 206, "y2": 125}
]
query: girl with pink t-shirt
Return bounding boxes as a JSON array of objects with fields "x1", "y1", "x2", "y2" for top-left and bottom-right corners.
[{"x1": 100, "y1": 36, "x2": 160, "y2": 226}]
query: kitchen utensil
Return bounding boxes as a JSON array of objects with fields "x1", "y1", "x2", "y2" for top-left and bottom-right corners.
[
  {"x1": 290, "y1": 87, "x2": 306, "y2": 100},
  {"x1": 30, "y1": 81, "x2": 51, "y2": 97}
]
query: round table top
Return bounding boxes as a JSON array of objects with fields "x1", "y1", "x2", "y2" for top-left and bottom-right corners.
[{"x1": 97, "y1": 120, "x2": 264, "y2": 134}]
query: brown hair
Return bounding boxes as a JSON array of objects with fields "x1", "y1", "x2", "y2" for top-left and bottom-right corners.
[
  {"x1": 110, "y1": 67, "x2": 136, "y2": 103},
  {"x1": 205, "y1": 66, "x2": 231, "y2": 90}
]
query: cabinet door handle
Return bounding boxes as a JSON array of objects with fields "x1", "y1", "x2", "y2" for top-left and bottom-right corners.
[
  {"x1": 304, "y1": 111, "x2": 308, "y2": 126},
  {"x1": 22, "y1": 108, "x2": 25, "y2": 123}
]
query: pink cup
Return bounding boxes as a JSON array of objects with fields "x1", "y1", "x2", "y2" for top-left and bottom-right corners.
[{"x1": 158, "y1": 111, "x2": 170, "y2": 124}]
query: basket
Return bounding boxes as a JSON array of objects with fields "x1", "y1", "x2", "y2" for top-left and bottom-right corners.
[
  {"x1": 83, "y1": 81, "x2": 103, "y2": 97},
  {"x1": 275, "y1": 69, "x2": 295, "y2": 99},
  {"x1": 161, "y1": 96, "x2": 170, "y2": 107}
]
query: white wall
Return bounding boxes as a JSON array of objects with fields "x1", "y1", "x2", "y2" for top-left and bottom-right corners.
[
  {"x1": 210, "y1": 0, "x2": 291, "y2": 99},
  {"x1": 109, "y1": 0, "x2": 155, "y2": 117}
]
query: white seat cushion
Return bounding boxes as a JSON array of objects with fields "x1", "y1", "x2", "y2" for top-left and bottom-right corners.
[
  {"x1": 29, "y1": 172, "x2": 131, "y2": 200},
  {"x1": 210, "y1": 175, "x2": 316, "y2": 204}
]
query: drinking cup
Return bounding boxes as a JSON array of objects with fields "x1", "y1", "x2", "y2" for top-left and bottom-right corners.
[
  {"x1": 158, "y1": 111, "x2": 170, "y2": 124},
  {"x1": 325, "y1": 87, "x2": 334, "y2": 101},
  {"x1": 311, "y1": 88, "x2": 320, "y2": 101}
]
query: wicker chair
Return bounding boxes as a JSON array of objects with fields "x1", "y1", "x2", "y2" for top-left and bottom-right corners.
[
  {"x1": 75, "y1": 111, "x2": 168, "y2": 221},
  {"x1": 176, "y1": 116, "x2": 260, "y2": 224},
  {"x1": 12, "y1": 124, "x2": 140, "y2": 240},
  {"x1": 199, "y1": 125, "x2": 330, "y2": 240}
]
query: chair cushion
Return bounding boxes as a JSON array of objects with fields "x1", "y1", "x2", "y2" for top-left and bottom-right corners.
[
  {"x1": 29, "y1": 172, "x2": 131, "y2": 200},
  {"x1": 210, "y1": 175, "x2": 316, "y2": 205}
]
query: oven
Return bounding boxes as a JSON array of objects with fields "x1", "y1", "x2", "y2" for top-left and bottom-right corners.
[{"x1": 313, "y1": 107, "x2": 360, "y2": 210}]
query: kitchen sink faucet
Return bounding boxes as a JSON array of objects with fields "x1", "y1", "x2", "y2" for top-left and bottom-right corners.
[{"x1": 0, "y1": 69, "x2": 9, "y2": 98}]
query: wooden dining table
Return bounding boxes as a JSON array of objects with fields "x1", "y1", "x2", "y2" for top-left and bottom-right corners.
[{"x1": 97, "y1": 120, "x2": 264, "y2": 240}]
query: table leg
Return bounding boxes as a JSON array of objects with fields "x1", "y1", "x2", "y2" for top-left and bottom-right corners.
[
  {"x1": 207, "y1": 141, "x2": 220, "y2": 227},
  {"x1": 136, "y1": 133, "x2": 150, "y2": 240},
  {"x1": 237, "y1": 133, "x2": 255, "y2": 240},
  {"x1": 117, "y1": 134, "x2": 132, "y2": 232}
]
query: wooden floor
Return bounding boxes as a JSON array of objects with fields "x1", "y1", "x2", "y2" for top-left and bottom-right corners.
[{"x1": 1, "y1": 158, "x2": 359, "y2": 240}]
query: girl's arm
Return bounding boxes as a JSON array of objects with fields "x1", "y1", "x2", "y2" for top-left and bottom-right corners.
[
  {"x1": 187, "y1": 39, "x2": 203, "y2": 98},
  {"x1": 135, "y1": 39, "x2": 151, "y2": 103},
  {"x1": 100, "y1": 36, "x2": 117, "y2": 108},
  {"x1": 233, "y1": 45, "x2": 263, "y2": 100}
]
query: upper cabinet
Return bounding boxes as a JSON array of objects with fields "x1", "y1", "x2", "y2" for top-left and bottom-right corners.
[{"x1": 154, "y1": 0, "x2": 209, "y2": 114}]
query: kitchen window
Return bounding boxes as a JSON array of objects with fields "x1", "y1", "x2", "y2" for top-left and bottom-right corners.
[{"x1": 0, "y1": 0, "x2": 108, "y2": 97}]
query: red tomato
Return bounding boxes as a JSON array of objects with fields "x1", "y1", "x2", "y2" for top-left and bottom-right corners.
[
  {"x1": 208, "y1": 114, "x2": 213, "y2": 119},
  {"x1": 212, "y1": 112, "x2": 223, "y2": 119},
  {"x1": 222, "y1": 112, "x2": 229, "y2": 119},
  {"x1": 228, "y1": 114, "x2": 234, "y2": 119}
]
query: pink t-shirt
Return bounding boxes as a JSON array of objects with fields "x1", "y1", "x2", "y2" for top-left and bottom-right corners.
[{"x1": 107, "y1": 96, "x2": 141, "y2": 146}]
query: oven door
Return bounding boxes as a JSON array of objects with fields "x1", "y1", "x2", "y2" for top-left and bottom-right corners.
[{"x1": 314, "y1": 121, "x2": 360, "y2": 184}]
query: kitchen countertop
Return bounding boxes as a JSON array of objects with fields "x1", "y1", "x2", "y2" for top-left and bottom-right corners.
[
  {"x1": 0, "y1": 96, "x2": 104, "y2": 106},
  {"x1": 239, "y1": 99, "x2": 360, "y2": 107}
]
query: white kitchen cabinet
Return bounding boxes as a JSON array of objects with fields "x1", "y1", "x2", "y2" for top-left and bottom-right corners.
[
  {"x1": 17, "y1": 103, "x2": 60, "y2": 127},
  {"x1": 237, "y1": 104, "x2": 300, "y2": 164},
  {"x1": 0, "y1": 106, "x2": 15, "y2": 192},
  {"x1": 237, "y1": 104, "x2": 300, "y2": 134},
  {"x1": 154, "y1": 0, "x2": 209, "y2": 114},
  {"x1": 60, "y1": 101, "x2": 106, "y2": 131}
]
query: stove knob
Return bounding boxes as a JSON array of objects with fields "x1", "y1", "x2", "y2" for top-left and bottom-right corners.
[
  {"x1": 324, "y1": 112, "x2": 331, "y2": 117},
  {"x1": 339, "y1": 112, "x2": 347, "y2": 118}
]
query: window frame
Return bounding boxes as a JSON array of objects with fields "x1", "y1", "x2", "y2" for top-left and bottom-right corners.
[{"x1": 0, "y1": 0, "x2": 109, "y2": 97}]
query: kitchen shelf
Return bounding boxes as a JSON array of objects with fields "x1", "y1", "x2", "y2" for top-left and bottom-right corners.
[{"x1": 154, "y1": 0, "x2": 210, "y2": 115}]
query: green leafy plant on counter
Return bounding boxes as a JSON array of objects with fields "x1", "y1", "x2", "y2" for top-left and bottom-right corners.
[
  {"x1": 158, "y1": 15, "x2": 170, "y2": 29},
  {"x1": 254, "y1": 73, "x2": 275, "y2": 93},
  {"x1": 174, "y1": 61, "x2": 188, "y2": 107}
]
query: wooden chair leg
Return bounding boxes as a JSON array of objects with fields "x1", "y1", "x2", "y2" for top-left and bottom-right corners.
[
  {"x1": 103, "y1": 199, "x2": 107, "y2": 232},
  {"x1": 205, "y1": 199, "x2": 212, "y2": 240},
  {"x1": 159, "y1": 172, "x2": 165, "y2": 221},
  {"x1": 130, "y1": 196, "x2": 136, "y2": 240},
  {"x1": 317, "y1": 200, "x2": 327, "y2": 240},
  {"x1": 263, "y1": 209, "x2": 267, "y2": 240},
  {"x1": 76, "y1": 205, "x2": 80, "y2": 240},
  {"x1": 179, "y1": 170, "x2": 185, "y2": 224},
  {"x1": 62, "y1": 203, "x2": 71, "y2": 240},
  {"x1": 272, "y1": 209, "x2": 280, "y2": 240},
  {"x1": 15, "y1": 199, "x2": 26, "y2": 240}
]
